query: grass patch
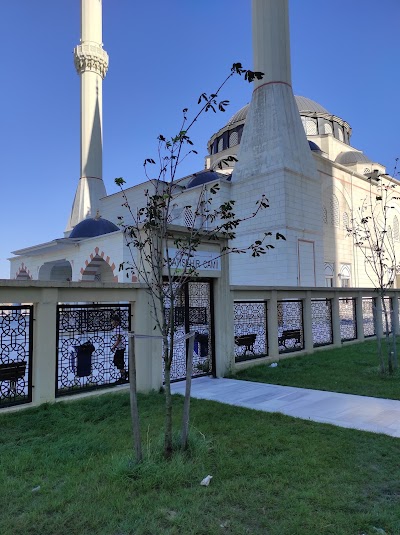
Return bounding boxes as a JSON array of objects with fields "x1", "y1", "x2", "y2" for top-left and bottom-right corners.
[
  {"x1": 234, "y1": 339, "x2": 400, "y2": 400},
  {"x1": 1, "y1": 391, "x2": 400, "y2": 534}
]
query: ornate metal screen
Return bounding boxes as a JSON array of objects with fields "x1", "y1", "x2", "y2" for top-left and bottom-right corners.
[
  {"x1": 56, "y1": 304, "x2": 130, "y2": 397},
  {"x1": 362, "y1": 297, "x2": 376, "y2": 337},
  {"x1": 233, "y1": 301, "x2": 267, "y2": 362},
  {"x1": 277, "y1": 300, "x2": 304, "y2": 353},
  {"x1": 311, "y1": 299, "x2": 333, "y2": 347},
  {"x1": 0, "y1": 306, "x2": 33, "y2": 408},
  {"x1": 382, "y1": 297, "x2": 392, "y2": 334},
  {"x1": 164, "y1": 281, "x2": 213, "y2": 382},
  {"x1": 339, "y1": 298, "x2": 357, "y2": 341}
]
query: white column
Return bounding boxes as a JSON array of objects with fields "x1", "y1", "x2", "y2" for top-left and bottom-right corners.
[
  {"x1": 252, "y1": 0, "x2": 291, "y2": 88},
  {"x1": 66, "y1": 0, "x2": 109, "y2": 232}
]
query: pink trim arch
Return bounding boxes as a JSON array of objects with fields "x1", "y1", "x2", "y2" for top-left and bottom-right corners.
[
  {"x1": 79, "y1": 247, "x2": 118, "y2": 282},
  {"x1": 15, "y1": 263, "x2": 32, "y2": 280}
]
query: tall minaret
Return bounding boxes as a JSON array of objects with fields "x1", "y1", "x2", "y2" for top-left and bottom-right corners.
[
  {"x1": 66, "y1": 0, "x2": 109, "y2": 233},
  {"x1": 231, "y1": 0, "x2": 324, "y2": 286}
]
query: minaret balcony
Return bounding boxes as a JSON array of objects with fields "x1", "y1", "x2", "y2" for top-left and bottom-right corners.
[{"x1": 74, "y1": 43, "x2": 109, "y2": 78}]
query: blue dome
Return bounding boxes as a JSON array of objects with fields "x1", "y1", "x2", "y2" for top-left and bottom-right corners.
[
  {"x1": 69, "y1": 217, "x2": 119, "y2": 238},
  {"x1": 308, "y1": 140, "x2": 321, "y2": 152}
]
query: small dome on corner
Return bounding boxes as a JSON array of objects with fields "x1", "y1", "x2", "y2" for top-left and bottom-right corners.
[{"x1": 336, "y1": 151, "x2": 372, "y2": 166}]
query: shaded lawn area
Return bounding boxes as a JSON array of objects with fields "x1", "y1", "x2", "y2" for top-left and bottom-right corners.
[
  {"x1": 234, "y1": 339, "x2": 400, "y2": 400},
  {"x1": 1, "y1": 391, "x2": 400, "y2": 535}
]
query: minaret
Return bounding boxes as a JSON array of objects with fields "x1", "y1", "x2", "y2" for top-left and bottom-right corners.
[
  {"x1": 66, "y1": 0, "x2": 109, "y2": 233},
  {"x1": 231, "y1": 0, "x2": 324, "y2": 286}
]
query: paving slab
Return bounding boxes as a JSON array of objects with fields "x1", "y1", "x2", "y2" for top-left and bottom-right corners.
[{"x1": 171, "y1": 377, "x2": 400, "y2": 438}]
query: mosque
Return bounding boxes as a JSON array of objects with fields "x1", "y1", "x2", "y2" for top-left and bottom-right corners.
[{"x1": 9, "y1": 0, "x2": 399, "y2": 290}]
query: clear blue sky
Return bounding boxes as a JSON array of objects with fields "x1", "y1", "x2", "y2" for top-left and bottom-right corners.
[{"x1": 0, "y1": 0, "x2": 399, "y2": 279}]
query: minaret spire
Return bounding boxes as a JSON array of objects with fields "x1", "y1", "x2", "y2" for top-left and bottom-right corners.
[{"x1": 66, "y1": 0, "x2": 109, "y2": 233}]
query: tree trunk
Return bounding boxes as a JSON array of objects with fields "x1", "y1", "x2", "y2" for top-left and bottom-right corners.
[
  {"x1": 181, "y1": 332, "x2": 195, "y2": 450},
  {"x1": 128, "y1": 335, "x2": 142, "y2": 463},
  {"x1": 164, "y1": 345, "x2": 173, "y2": 460},
  {"x1": 382, "y1": 297, "x2": 393, "y2": 374},
  {"x1": 391, "y1": 308, "x2": 398, "y2": 370}
]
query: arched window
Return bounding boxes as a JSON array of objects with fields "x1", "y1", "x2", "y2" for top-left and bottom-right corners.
[
  {"x1": 217, "y1": 138, "x2": 224, "y2": 153},
  {"x1": 301, "y1": 117, "x2": 318, "y2": 135},
  {"x1": 394, "y1": 216, "x2": 399, "y2": 242},
  {"x1": 323, "y1": 121, "x2": 333, "y2": 135},
  {"x1": 229, "y1": 131, "x2": 239, "y2": 147},
  {"x1": 330, "y1": 195, "x2": 339, "y2": 227},
  {"x1": 324, "y1": 262, "x2": 334, "y2": 287}
]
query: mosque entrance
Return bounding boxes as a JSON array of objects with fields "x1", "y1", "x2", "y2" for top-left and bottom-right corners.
[{"x1": 165, "y1": 280, "x2": 214, "y2": 382}]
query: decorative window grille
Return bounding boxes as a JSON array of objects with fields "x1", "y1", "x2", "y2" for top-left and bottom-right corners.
[
  {"x1": 323, "y1": 206, "x2": 328, "y2": 224},
  {"x1": 323, "y1": 121, "x2": 333, "y2": 135},
  {"x1": 184, "y1": 207, "x2": 194, "y2": 228},
  {"x1": 330, "y1": 195, "x2": 339, "y2": 227},
  {"x1": 343, "y1": 212, "x2": 349, "y2": 231},
  {"x1": 217, "y1": 138, "x2": 224, "y2": 153},
  {"x1": 301, "y1": 117, "x2": 318, "y2": 135},
  {"x1": 394, "y1": 216, "x2": 399, "y2": 242},
  {"x1": 229, "y1": 131, "x2": 239, "y2": 147}
]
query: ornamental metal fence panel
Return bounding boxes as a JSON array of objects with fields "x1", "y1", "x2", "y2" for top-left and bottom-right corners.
[
  {"x1": 56, "y1": 304, "x2": 131, "y2": 397},
  {"x1": 339, "y1": 298, "x2": 357, "y2": 341},
  {"x1": 164, "y1": 280, "x2": 214, "y2": 382},
  {"x1": 362, "y1": 297, "x2": 376, "y2": 337},
  {"x1": 311, "y1": 299, "x2": 333, "y2": 347},
  {"x1": 277, "y1": 300, "x2": 304, "y2": 353},
  {"x1": 0, "y1": 305, "x2": 33, "y2": 408},
  {"x1": 233, "y1": 301, "x2": 268, "y2": 362}
]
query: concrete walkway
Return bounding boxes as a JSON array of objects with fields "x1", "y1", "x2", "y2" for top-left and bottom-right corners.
[{"x1": 171, "y1": 376, "x2": 400, "y2": 438}]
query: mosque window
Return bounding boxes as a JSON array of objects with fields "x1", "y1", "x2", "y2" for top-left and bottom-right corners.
[
  {"x1": 323, "y1": 121, "x2": 333, "y2": 135},
  {"x1": 323, "y1": 206, "x2": 328, "y2": 224},
  {"x1": 330, "y1": 195, "x2": 340, "y2": 227},
  {"x1": 394, "y1": 216, "x2": 399, "y2": 242},
  {"x1": 301, "y1": 117, "x2": 318, "y2": 135},
  {"x1": 184, "y1": 207, "x2": 194, "y2": 228},
  {"x1": 218, "y1": 138, "x2": 224, "y2": 153},
  {"x1": 229, "y1": 131, "x2": 239, "y2": 147},
  {"x1": 337, "y1": 127, "x2": 344, "y2": 142},
  {"x1": 364, "y1": 168, "x2": 371, "y2": 175},
  {"x1": 340, "y1": 264, "x2": 351, "y2": 287},
  {"x1": 324, "y1": 262, "x2": 334, "y2": 287},
  {"x1": 343, "y1": 212, "x2": 349, "y2": 231}
]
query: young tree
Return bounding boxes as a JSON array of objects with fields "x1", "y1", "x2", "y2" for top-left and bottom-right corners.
[
  {"x1": 346, "y1": 160, "x2": 399, "y2": 374},
  {"x1": 116, "y1": 64, "x2": 286, "y2": 460}
]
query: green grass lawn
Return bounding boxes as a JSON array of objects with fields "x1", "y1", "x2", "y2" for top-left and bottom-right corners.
[
  {"x1": 234, "y1": 339, "x2": 400, "y2": 400},
  {"x1": 1, "y1": 391, "x2": 400, "y2": 535}
]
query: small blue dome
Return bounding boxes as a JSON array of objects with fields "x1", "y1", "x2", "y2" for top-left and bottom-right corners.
[
  {"x1": 70, "y1": 217, "x2": 119, "y2": 239},
  {"x1": 308, "y1": 140, "x2": 321, "y2": 152}
]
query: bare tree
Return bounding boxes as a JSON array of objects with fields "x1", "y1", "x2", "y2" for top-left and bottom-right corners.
[
  {"x1": 116, "y1": 64, "x2": 286, "y2": 460},
  {"x1": 347, "y1": 160, "x2": 399, "y2": 374}
]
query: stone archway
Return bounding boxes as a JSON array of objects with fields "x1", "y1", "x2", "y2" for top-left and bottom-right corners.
[{"x1": 38, "y1": 260, "x2": 72, "y2": 281}]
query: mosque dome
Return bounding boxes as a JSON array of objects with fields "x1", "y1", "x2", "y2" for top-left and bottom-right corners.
[
  {"x1": 227, "y1": 96, "x2": 330, "y2": 126},
  {"x1": 335, "y1": 151, "x2": 372, "y2": 166},
  {"x1": 208, "y1": 95, "x2": 352, "y2": 161},
  {"x1": 69, "y1": 215, "x2": 119, "y2": 239}
]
